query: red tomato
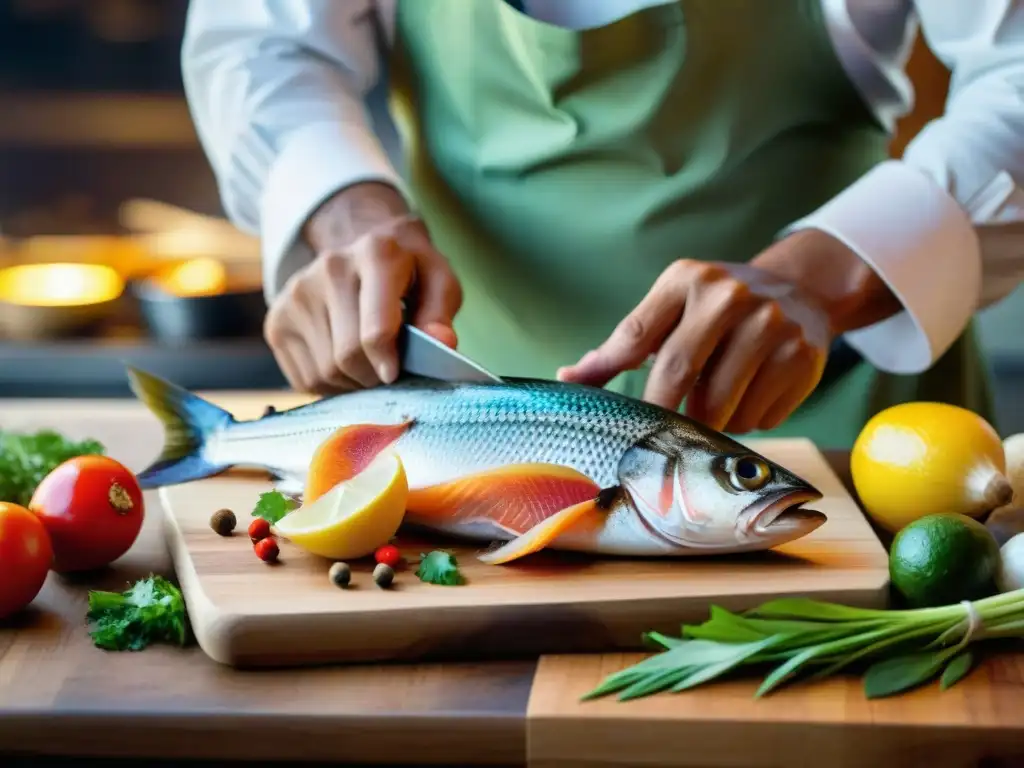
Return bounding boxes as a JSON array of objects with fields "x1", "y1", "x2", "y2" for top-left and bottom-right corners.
[
  {"x1": 374, "y1": 544, "x2": 402, "y2": 568},
  {"x1": 0, "y1": 502, "x2": 53, "y2": 619},
  {"x1": 29, "y1": 455, "x2": 144, "y2": 573}
]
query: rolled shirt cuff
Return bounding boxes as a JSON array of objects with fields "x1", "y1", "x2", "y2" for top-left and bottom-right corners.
[
  {"x1": 259, "y1": 121, "x2": 409, "y2": 303},
  {"x1": 782, "y1": 160, "x2": 981, "y2": 375}
]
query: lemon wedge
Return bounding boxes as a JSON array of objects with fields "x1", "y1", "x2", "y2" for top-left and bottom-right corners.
[{"x1": 273, "y1": 453, "x2": 409, "y2": 559}]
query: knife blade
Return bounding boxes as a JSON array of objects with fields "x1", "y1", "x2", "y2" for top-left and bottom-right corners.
[{"x1": 398, "y1": 324, "x2": 503, "y2": 383}]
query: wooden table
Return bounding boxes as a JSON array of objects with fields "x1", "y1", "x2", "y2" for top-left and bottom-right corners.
[{"x1": 1, "y1": 394, "x2": 1023, "y2": 768}]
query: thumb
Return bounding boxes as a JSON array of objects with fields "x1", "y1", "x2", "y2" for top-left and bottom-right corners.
[{"x1": 411, "y1": 249, "x2": 463, "y2": 348}]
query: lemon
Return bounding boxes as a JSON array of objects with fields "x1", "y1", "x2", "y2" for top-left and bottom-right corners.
[
  {"x1": 273, "y1": 453, "x2": 409, "y2": 560},
  {"x1": 851, "y1": 402, "x2": 1013, "y2": 533}
]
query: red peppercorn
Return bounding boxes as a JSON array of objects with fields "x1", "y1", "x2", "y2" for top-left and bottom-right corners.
[
  {"x1": 248, "y1": 517, "x2": 271, "y2": 543},
  {"x1": 254, "y1": 536, "x2": 279, "y2": 563},
  {"x1": 374, "y1": 544, "x2": 401, "y2": 568}
]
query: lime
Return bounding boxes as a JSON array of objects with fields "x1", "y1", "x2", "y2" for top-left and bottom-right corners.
[{"x1": 889, "y1": 513, "x2": 1001, "y2": 608}]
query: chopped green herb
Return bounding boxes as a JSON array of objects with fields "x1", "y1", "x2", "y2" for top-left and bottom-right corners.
[
  {"x1": 252, "y1": 490, "x2": 299, "y2": 524},
  {"x1": 86, "y1": 575, "x2": 189, "y2": 652},
  {"x1": 415, "y1": 550, "x2": 464, "y2": 586},
  {"x1": 0, "y1": 428, "x2": 105, "y2": 506}
]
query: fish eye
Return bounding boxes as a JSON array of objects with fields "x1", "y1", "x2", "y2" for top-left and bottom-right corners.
[{"x1": 728, "y1": 455, "x2": 771, "y2": 492}]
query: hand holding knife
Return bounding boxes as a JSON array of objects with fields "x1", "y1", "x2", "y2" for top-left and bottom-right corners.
[
  {"x1": 397, "y1": 324, "x2": 503, "y2": 383},
  {"x1": 398, "y1": 287, "x2": 502, "y2": 383}
]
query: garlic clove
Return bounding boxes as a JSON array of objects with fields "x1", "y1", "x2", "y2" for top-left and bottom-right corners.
[{"x1": 996, "y1": 531, "x2": 1024, "y2": 593}]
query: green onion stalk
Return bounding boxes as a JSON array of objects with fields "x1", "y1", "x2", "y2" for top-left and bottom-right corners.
[{"x1": 583, "y1": 589, "x2": 1024, "y2": 702}]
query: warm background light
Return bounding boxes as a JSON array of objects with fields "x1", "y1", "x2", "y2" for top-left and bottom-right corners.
[
  {"x1": 153, "y1": 257, "x2": 228, "y2": 298},
  {"x1": 0, "y1": 262, "x2": 125, "y2": 307}
]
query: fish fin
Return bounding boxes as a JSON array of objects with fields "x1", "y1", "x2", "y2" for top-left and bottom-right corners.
[
  {"x1": 305, "y1": 421, "x2": 413, "y2": 503},
  {"x1": 126, "y1": 366, "x2": 234, "y2": 489},
  {"x1": 477, "y1": 498, "x2": 605, "y2": 565},
  {"x1": 405, "y1": 463, "x2": 600, "y2": 535}
]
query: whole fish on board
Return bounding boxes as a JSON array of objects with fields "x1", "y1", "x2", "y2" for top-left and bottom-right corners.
[{"x1": 127, "y1": 367, "x2": 826, "y2": 564}]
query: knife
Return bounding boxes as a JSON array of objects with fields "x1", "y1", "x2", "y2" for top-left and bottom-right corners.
[{"x1": 398, "y1": 324, "x2": 503, "y2": 383}]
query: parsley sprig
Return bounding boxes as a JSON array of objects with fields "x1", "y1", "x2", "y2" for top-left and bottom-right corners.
[
  {"x1": 0, "y1": 428, "x2": 105, "y2": 506},
  {"x1": 86, "y1": 575, "x2": 189, "y2": 652},
  {"x1": 415, "y1": 550, "x2": 465, "y2": 586},
  {"x1": 252, "y1": 490, "x2": 299, "y2": 524}
]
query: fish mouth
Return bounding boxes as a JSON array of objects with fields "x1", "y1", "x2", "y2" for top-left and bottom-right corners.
[{"x1": 744, "y1": 490, "x2": 826, "y2": 537}]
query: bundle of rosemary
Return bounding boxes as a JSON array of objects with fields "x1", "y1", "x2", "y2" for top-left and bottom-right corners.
[{"x1": 583, "y1": 589, "x2": 1024, "y2": 702}]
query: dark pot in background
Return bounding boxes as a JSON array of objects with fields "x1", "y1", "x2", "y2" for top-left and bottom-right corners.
[{"x1": 132, "y1": 258, "x2": 266, "y2": 343}]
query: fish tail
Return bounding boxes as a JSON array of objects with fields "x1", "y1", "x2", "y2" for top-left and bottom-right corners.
[{"x1": 126, "y1": 366, "x2": 234, "y2": 489}]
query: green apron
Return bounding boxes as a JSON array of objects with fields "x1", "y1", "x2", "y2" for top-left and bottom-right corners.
[{"x1": 387, "y1": 0, "x2": 995, "y2": 448}]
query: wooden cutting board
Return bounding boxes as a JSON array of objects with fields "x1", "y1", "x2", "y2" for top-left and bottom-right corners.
[
  {"x1": 161, "y1": 437, "x2": 890, "y2": 668},
  {"x1": 526, "y1": 652, "x2": 1024, "y2": 768}
]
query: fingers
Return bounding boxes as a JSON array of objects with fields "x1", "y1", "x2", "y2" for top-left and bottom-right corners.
[
  {"x1": 557, "y1": 264, "x2": 690, "y2": 387},
  {"x1": 681, "y1": 303, "x2": 790, "y2": 430},
  {"x1": 642, "y1": 269, "x2": 756, "y2": 411},
  {"x1": 410, "y1": 247, "x2": 462, "y2": 350},
  {"x1": 722, "y1": 336, "x2": 824, "y2": 433},
  {"x1": 321, "y1": 257, "x2": 379, "y2": 389},
  {"x1": 309, "y1": 294, "x2": 363, "y2": 392},
  {"x1": 263, "y1": 217, "x2": 462, "y2": 394},
  {"x1": 264, "y1": 297, "x2": 321, "y2": 394},
  {"x1": 353, "y1": 236, "x2": 415, "y2": 384},
  {"x1": 276, "y1": 337, "x2": 317, "y2": 392},
  {"x1": 559, "y1": 259, "x2": 829, "y2": 430},
  {"x1": 757, "y1": 339, "x2": 826, "y2": 430}
]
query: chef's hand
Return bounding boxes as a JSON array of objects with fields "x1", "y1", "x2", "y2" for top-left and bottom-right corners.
[
  {"x1": 557, "y1": 230, "x2": 902, "y2": 433},
  {"x1": 263, "y1": 182, "x2": 462, "y2": 394}
]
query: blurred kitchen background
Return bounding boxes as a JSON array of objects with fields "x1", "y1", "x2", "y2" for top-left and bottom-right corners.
[{"x1": 0, "y1": 0, "x2": 1021, "y2": 434}]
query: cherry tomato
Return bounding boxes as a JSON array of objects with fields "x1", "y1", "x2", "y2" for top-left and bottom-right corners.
[
  {"x1": 248, "y1": 517, "x2": 271, "y2": 543},
  {"x1": 254, "y1": 536, "x2": 279, "y2": 563},
  {"x1": 29, "y1": 455, "x2": 144, "y2": 573},
  {"x1": 374, "y1": 544, "x2": 402, "y2": 568},
  {"x1": 0, "y1": 502, "x2": 53, "y2": 619}
]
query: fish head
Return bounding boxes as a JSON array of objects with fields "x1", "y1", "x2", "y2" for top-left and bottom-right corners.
[{"x1": 616, "y1": 423, "x2": 826, "y2": 551}]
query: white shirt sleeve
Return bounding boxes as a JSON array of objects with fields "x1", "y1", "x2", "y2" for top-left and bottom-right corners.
[
  {"x1": 181, "y1": 0, "x2": 405, "y2": 302},
  {"x1": 787, "y1": 0, "x2": 1024, "y2": 375}
]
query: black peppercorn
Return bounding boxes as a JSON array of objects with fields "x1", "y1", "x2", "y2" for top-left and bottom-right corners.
[
  {"x1": 329, "y1": 561, "x2": 351, "y2": 588},
  {"x1": 209, "y1": 508, "x2": 236, "y2": 536},
  {"x1": 373, "y1": 562, "x2": 395, "y2": 589}
]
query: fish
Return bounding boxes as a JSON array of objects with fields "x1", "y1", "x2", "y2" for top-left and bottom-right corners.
[{"x1": 126, "y1": 367, "x2": 826, "y2": 564}]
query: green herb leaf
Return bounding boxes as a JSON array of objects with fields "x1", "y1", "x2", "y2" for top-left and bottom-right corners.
[
  {"x1": 415, "y1": 550, "x2": 464, "y2": 586},
  {"x1": 755, "y1": 644, "x2": 826, "y2": 697},
  {"x1": 252, "y1": 490, "x2": 299, "y2": 524},
  {"x1": 616, "y1": 666, "x2": 696, "y2": 700},
  {"x1": 681, "y1": 606, "x2": 772, "y2": 643},
  {"x1": 810, "y1": 618, "x2": 951, "y2": 681},
  {"x1": 672, "y1": 636, "x2": 782, "y2": 694},
  {"x1": 749, "y1": 597, "x2": 891, "y2": 623},
  {"x1": 585, "y1": 636, "x2": 782, "y2": 701},
  {"x1": 863, "y1": 648, "x2": 956, "y2": 699},
  {"x1": 86, "y1": 575, "x2": 189, "y2": 652},
  {"x1": 0, "y1": 429, "x2": 105, "y2": 506},
  {"x1": 643, "y1": 631, "x2": 685, "y2": 650},
  {"x1": 939, "y1": 650, "x2": 975, "y2": 690},
  {"x1": 582, "y1": 590, "x2": 1024, "y2": 704}
]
